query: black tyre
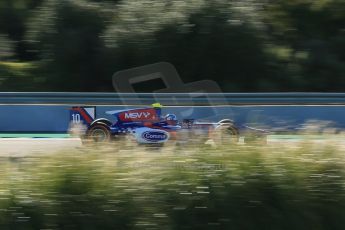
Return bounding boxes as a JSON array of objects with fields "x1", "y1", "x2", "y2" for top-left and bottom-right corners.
[
  {"x1": 213, "y1": 124, "x2": 239, "y2": 145},
  {"x1": 87, "y1": 124, "x2": 111, "y2": 142}
]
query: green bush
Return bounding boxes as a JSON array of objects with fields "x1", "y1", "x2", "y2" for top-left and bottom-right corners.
[{"x1": 0, "y1": 62, "x2": 46, "y2": 91}]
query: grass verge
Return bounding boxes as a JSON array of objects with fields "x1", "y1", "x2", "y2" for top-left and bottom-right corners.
[{"x1": 0, "y1": 142, "x2": 344, "y2": 229}]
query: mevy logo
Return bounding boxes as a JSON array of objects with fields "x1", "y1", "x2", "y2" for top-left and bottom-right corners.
[{"x1": 125, "y1": 112, "x2": 151, "y2": 119}]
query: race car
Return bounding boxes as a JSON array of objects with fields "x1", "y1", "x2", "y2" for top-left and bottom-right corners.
[{"x1": 69, "y1": 103, "x2": 262, "y2": 145}]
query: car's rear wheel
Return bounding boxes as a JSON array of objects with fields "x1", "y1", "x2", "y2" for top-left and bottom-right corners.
[
  {"x1": 213, "y1": 124, "x2": 239, "y2": 145},
  {"x1": 87, "y1": 124, "x2": 111, "y2": 142}
]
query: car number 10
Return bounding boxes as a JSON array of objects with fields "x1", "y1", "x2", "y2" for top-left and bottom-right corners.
[{"x1": 72, "y1": 114, "x2": 81, "y2": 124}]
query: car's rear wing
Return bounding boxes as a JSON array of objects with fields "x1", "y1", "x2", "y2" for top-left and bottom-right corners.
[{"x1": 70, "y1": 107, "x2": 96, "y2": 127}]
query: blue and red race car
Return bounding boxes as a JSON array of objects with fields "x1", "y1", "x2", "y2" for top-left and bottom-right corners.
[{"x1": 70, "y1": 104, "x2": 265, "y2": 145}]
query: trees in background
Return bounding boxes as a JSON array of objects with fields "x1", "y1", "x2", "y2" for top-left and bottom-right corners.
[{"x1": 0, "y1": 0, "x2": 344, "y2": 91}]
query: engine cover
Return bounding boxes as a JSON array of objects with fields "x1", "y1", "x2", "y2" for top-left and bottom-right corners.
[{"x1": 134, "y1": 127, "x2": 170, "y2": 144}]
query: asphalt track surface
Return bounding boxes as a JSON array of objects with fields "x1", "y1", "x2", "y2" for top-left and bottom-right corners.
[
  {"x1": 0, "y1": 138, "x2": 82, "y2": 157},
  {"x1": 1, "y1": 135, "x2": 345, "y2": 157}
]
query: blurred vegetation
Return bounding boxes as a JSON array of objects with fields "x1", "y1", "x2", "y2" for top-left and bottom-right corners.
[
  {"x1": 1, "y1": 143, "x2": 345, "y2": 229},
  {"x1": 0, "y1": 0, "x2": 344, "y2": 91}
]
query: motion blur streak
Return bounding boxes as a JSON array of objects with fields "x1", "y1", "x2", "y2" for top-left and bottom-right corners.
[
  {"x1": 0, "y1": 0, "x2": 344, "y2": 92},
  {"x1": 0, "y1": 138, "x2": 345, "y2": 229}
]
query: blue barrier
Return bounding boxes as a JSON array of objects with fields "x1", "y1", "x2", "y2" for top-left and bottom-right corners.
[
  {"x1": 1, "y1": 93, "x2": 345, "y2": 133},
  {"x1": 0, "y1": 103, "x2": 345, "y2": 133}
]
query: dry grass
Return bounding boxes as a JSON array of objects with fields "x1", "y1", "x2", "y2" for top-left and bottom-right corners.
[{"x1": 1, "y1": 141, "x2": 345, "y2": 229}]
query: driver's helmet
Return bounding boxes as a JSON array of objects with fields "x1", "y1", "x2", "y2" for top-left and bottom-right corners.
[{"x1": 165, "y1": 114, "x2": 178, "y2": 125}]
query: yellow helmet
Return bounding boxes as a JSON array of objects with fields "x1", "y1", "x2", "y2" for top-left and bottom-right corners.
[{"x1": 152, "y1": 103, "x2": 163, "y2": 108}]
